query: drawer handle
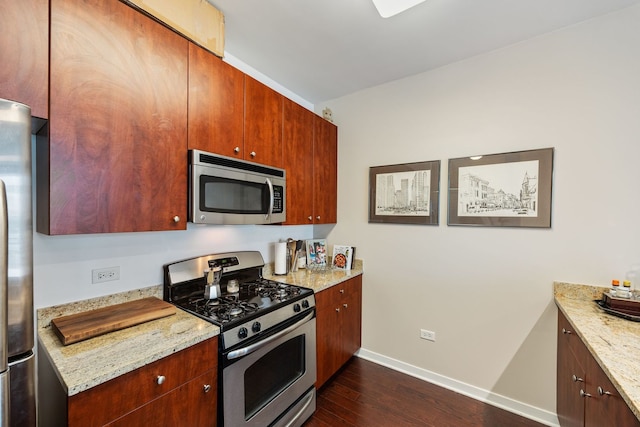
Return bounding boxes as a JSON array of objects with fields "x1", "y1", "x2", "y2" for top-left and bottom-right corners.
[
  {"x1": 597, "y1": 386, "x2": 612, "y2": 396},
  {"x1": 156, "y1": 375, "x2": 166, "y2": 385},
  {"x1": 580, "y1": 389, "x2": 591, "y2": 398},
  {"x1": 562, "y1": 328, "x2": 572, "y2": 334},
  {"x1": 572, "y1": 375, "x2": 584, "y2": 383},
  {"x1": 203, "y1": 384, "x2": 211, "y2": 393}
]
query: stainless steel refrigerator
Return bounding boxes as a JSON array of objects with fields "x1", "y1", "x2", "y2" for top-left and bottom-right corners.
[{"x1": 0, "y1": 98, "x2": 36, "y2": 426}]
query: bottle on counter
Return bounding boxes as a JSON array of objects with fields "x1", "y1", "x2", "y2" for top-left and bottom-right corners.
[
  {"x1": 611, "y1": 279, "x2": 620, "y2": 297},
  {"x1": 619, "y1": 280, "x2": 632, "y2": 299}
]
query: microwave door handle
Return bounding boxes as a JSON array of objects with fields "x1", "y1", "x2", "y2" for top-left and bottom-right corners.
[{"x1": 265, "y1": 178, "x2": 274, "y2": 220}]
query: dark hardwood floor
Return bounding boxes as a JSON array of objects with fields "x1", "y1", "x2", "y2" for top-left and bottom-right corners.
[{"x1": 304, "y1": 357, "x2": 547, "y2": 427}]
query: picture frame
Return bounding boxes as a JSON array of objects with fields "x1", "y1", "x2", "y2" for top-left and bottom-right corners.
[
  {"x1": 306, "y1": 239, "x2": 328, "y2": 266},
  {"x1": 447, "y1": 147, "x2": 554, "y2": 228},
  {"x1": 332, "y1": 245, "x2": 353, "y2": 270},
  {"x1": 368, "y1": 160, "x2": 440, "y2": 225}
]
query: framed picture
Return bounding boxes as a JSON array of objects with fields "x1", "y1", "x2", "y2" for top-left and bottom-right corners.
[
  {"x1": 306, "y1": 239, "x2": 327, "y2": 266},
  {"x1": 447, "y1": 147, "x2": 554, "y2": 228},
  {"x1": 332, "y1": 245, "x2": 353, "y2": 270},
  {"x1": 368, "y1": 160, "x2": 440, "y2": 225}
]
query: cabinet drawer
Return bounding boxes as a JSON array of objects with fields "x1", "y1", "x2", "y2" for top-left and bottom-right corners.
[
  {"x1": 316, "y1": 278, "x2": 360, "y2": 312},
  {"x1": 68, "y1": 337, "x2": 217, "y2": 427}
]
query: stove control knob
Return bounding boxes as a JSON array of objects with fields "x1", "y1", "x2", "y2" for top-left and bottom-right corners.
[
  {"x1": 252, "y1": 321, "x2": 261, "y2": 333},
  {"x1": 238, "y1": 327, "x2": 248, "y2": 339},
  {"x1": 301, "y1": 300, "x2": 309, "y2": 309},
  {"x1": 293, "y1": 303, "x2": 301, "y2": 312}
]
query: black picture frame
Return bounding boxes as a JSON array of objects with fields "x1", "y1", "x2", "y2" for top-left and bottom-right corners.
[
  {"x1": 447, "y1": 148, "x2": 554, "y2": 228},
  {"x1": 368, "y1": 160, "x2": 440, "y2": 225}
]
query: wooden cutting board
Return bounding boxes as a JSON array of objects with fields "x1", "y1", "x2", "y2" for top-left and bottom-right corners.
[{"x1": 51, "y1": 297, "x2": 177, "y2": 345}]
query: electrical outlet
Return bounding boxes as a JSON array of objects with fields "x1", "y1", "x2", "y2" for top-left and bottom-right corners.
[
  {"x1": 92, "y1": 266, "x2": 120, "y2": 284},
  {"x1": 420, "y1": 329, "x2": 436, "y2": 342}
]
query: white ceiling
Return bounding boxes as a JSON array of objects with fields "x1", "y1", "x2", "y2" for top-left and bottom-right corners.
[{"x1": 207, "y1": 0, "x2": 640, "y2": 105}]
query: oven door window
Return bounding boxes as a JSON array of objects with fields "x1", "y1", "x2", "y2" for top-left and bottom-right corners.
[
  {"x1": 244, "y1": 336, "x2": 305, "y2": 420},
  {"x1": 200, "y1": 176, "x2": 269, "y2": 214}
]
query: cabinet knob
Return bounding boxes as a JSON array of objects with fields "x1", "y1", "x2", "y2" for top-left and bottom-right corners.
[
  {"x1": 580, "y1": 389, "x2": 591, "y2": 398},
  {"x1": 156, "y1": 375, "x2": 166, "y2": 385},
  {"x1": 335, "y1": 308, "x2": 340, "y2": 312},
  {"x1": 234, "y1": 147, "x2": 240, "y2": 153},
  {"x1": 572, "y1": 375, "x2": 584, "y2": 383},
  {"x1": 203, "y1": 384, "x2": 211, "y2": 393},
  {"x1": 308, "y1": 216, "x2": 313, "y2": 221},
  {"x1": 173, "y1": 216, "x2": 180, "y2": 223},
  {"x1": 316, "y1": 216, "x2": 321, "y2": 220},
  {"x1": 250, "y1": 151, "x2": 256, "y2": 157},
  {"x1": 597, "y1": 386, "x2": 612, "y2": 396},
  {"x1": 343, "y1": 303, "x2": 348, "y2": 309},
  {"x1": 562, "y1": 328, "x2": 572, "y2": 334},
  {"x1": 339, "y1": 289, "x2": 345, "y2": 294}
]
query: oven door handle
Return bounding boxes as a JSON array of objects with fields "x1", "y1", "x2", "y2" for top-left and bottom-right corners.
[
  {"x1": 227, "y1": 310, "x2": 314, "y2": 361},
  {"x1": 265, "y1": 177, "x2": 274, "y2": 221}
]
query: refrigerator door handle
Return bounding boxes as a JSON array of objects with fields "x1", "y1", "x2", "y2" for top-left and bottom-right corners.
[
  {"x1": 0, "y1": 179, "x2": 9, "y2": 427},
  {"x1": 0, "y1": 179, "x2": 7, "y2": 371}
]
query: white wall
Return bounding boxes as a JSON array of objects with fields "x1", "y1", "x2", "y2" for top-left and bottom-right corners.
[{"x1": 321, "y1": 4, "x2": 640, "y2": 424}]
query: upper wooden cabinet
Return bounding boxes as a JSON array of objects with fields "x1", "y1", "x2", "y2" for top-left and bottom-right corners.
[
  {"x1": 244, "y1": 76, "x2": 283, "y2": 168},
  {"x1": 313, "y1": 116, "x2": 338, "y2": 224},
  {"x1": 39, "y1": 0, "x2": 189, "y2": 235},
  {"x1": 0, "y1": 0, "x2": 49, "y2": 119},
  {"x1": 188, "y1": 43, "x2": 244, "y2": 155},
  {"x1": 282, "y1": 104, "x2": 338, "y2": 225},
  {"x1": 282, "y1": 99, "x2": 314, "y2": 225}
]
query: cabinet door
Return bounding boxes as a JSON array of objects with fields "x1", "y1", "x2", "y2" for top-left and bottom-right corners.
[
  {"x1": 282, "y1": 99, "x2": 314, "y2": 224},
  {"x1": 315, "y1": 290, "x2": 342, "y2": 388},
  {"x1": 0, "y1": 0, "x2": 48, "y2": 119},
  {"x1": 313, "y1": 116, "x2": 337, "y2": 224},
  {"x1": 188, "y1": 43, "x2": 244, "y2": 157},
  {"x1": 245, "y1": 76, "x2": 283, "y2": 167},
  {"x1": 557, "y1": 311, "x2": 586, "y2": 427},
  {"x1": 342, "y1": 276, "x2": 362, "y2": 361},
  {"x1": 585, "y1": 353, "x2": 640, "y2": 427},
  {"x1": 45, "y1": 0, "x2": 188, "y2": 234},
  {"x1": 106, "y1": 369, "x2": 217, "y2": 427}
]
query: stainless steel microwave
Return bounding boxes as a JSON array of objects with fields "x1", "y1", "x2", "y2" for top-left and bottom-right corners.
[{"x1": 189, "y1": 150, "x2": 286, "y2": 225}]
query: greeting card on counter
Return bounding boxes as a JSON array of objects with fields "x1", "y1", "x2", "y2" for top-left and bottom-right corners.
[{"x1": 332, "y1": 245, "x2": 353, "y2": 270}]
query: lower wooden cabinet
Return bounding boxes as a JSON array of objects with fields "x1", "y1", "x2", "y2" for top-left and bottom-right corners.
[
  {"x1": 68, "y1": 337, "x2": 218, "y2": 427},
  {"x1": 316, "y1": 276, "x2": 362, "y2": 388},
  {"x1": 557, "y1": 311, "x2": 639, "y2": 427}
]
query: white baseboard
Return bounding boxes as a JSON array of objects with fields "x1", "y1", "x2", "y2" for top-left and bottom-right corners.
[{"x1": 355, "y1": 348, "x2": 560, "y2": 427}]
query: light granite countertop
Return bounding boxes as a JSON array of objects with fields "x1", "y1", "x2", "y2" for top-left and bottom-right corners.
[
  {"x1": 263, "y1": 259, "x2": 364, "y2": 292},
  {"x1": 37, "y1": 285, "x2": 220, "y2": 396},
  {"x1": 554, "y1": 281, "x2": 640, "y2": 420}
]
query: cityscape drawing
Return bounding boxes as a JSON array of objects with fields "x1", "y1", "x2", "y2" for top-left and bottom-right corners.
[
  {"x1": 375, "y1": 170, "x2": 431, "y2": 216},
  {"x1": 458, "y1": 160, "x2": 539, "y2": 217}
]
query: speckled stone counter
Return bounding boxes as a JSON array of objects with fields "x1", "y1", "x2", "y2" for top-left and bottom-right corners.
[
  {"x1": 263, "y1": 259, "x2": 364, "y2": 292},
  {"x1": 37, "y1": 285, "x2": 219, "y2": 396},
  {"x1": 554, "y1": 281, "x2": 640, "y2": 420}
]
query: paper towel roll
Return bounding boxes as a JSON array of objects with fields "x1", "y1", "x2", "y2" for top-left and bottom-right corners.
[{"x1": 274, "y1": 241, "x2": 287, "y2": 275}]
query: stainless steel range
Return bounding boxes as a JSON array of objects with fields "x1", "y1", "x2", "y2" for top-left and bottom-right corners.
[{"x1": 164, "y1": 251, "x2": 316, "y2": 427}]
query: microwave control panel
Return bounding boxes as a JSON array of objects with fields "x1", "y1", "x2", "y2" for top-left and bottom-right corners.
[{"x1": 273, "y1": 186, "x2": 284, "y2": 213}]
